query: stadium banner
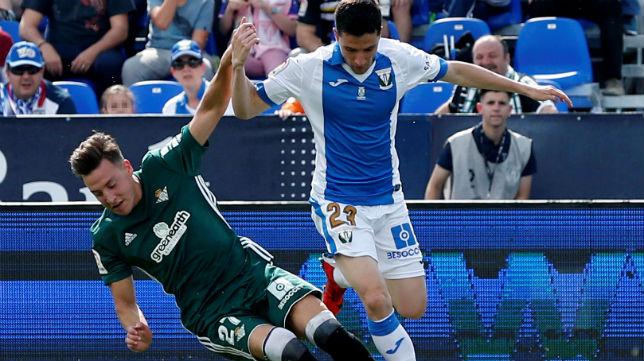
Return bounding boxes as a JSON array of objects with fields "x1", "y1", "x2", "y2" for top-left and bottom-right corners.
[
  {"x1": 1, "y1": 201, "x2": 643, "y2": 360},
  {"x1": 1, "y1": 113, "x2": 644, "y2": 202}
]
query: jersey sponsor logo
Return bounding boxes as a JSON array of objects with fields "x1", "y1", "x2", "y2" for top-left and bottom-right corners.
[
  {"x1": 328, "y1": 78, "x2": 349, "y2": 87},
  {"x1": 92, "y1": 249, "x2": 108, "y2": 275},
  {"x1": 150, "y1": 211, "x2": 190, "y2": 263},
  {"x1": 376, "y1": 67, "x2": 393, "y2": 90},
  {"x1": 357, "y1": 86, "x2": 366, "y2": 100},
  {"x1": 155, "y1": 186, "x2": 169, "y2": 203},
  {"x1": 387, "y1": 223, "x2": 420, "y2": 259},
  {"x1": 268, "y1": 277, "x2": 304, "y2": 309},
  {"x1": 423, "y1": 54, "x2": 432, "y2": 71},
  {"x1": 124, "y1": 232, "x2": 137, "y2": 246}
]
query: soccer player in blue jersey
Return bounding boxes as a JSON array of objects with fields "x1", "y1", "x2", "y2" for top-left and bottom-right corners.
[
  {"x1": 69, "y1": 39, "x2": 375, "y2": 361},
  {"x1": 230, "y1": 1, "x2": 571, "y2": 360}
]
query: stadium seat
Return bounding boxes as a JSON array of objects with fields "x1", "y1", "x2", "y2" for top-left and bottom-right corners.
[
  {"x1": 423, "y1": 17, "x2": 490, "y2": 55},
  {"x1": 399, "y1": 82, "x2": 454, "y2": 114},
  {"x1": 514, "y1": 17, "x2": 594, "y2": 103},
  {"x1": 0, "y1": 19, "x2": 20, "y2": 42},
  {"x1": 53, "y1": 81, "x2": 99, "y2": 114},
  {"x1": 129, "y1": 80, "x2": 183, "y2": 114},
  {"x1": 387, "y1": 20, "x2": 400, "y2": 40},
  {"x1": 485, "y1": 0, "x2": 523, "y2": 32}
]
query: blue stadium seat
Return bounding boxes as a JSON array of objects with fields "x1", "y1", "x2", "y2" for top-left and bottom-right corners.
[
  {"x1": 129, "y1": 80, "x2": 183, "y2": 114},
  {"x1": 0, "y1": 19, "x2": 20, "y2": 42},
  {"x1": 387, "y1": 20, "x2": 400, "y2": 40},
  {"x1": 514, "y1": 17, "x2": 593, "y2": 91},
  {"x1": 53, "y1": 81, "x2": 99, "y2": 114},
  {"x1": 400, "y1": 82, "x2": 454, "y2": 114},
  {"x1": 485, "y1": 0, "x2": 523, "y2": 32},
  {"x1": 423, "y1": 17, "x2": 490, "y2": 54}
]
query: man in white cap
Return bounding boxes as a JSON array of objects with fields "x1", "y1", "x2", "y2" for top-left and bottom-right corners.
[{"x1": 1, "y1": 41, "x2": 76, "y2": 115}]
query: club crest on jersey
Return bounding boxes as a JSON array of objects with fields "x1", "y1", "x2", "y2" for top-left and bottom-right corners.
[
  {"x1": 357, "y1": 86, "x2": 366, "y2": 100},
  {"x1": 376, "y1": 67, "x2": 393, "y2": 90},
  {"x1": 338, "y1": 229, "x2": 353, "y2": 244},
  {"x1": 155, "y1": 186, "x2": 169, "y2": 203}
]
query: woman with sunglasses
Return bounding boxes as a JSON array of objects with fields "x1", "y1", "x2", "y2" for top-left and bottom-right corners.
[{"x1": 0, "y1": 41, "x2": 76, "y2": 115}]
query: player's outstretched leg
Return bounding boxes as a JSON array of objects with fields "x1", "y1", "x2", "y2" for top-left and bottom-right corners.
[
  {"x1": 320, "y1": 254, "x2": 347, "y2": 315},
  {"x1": 305, "y1": 310, "x2": 374, "y2": 361}
]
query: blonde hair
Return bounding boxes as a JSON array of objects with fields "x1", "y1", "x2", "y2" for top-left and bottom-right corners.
[{"x1": 100, "y1": 84, "x2": 135, "y2": 113}]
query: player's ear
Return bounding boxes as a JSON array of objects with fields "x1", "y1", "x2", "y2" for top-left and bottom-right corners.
[
  {"x1": 475, "y1": 102, "x2": 483, "y2": 113},
  {"x1": 123, "y1": 159, "x2": 133, "y2": 174}
]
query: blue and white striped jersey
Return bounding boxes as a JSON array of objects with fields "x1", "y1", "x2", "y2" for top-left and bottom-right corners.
[{"x1": 256, "y1": 38, "x2": 448, "y2": 205}]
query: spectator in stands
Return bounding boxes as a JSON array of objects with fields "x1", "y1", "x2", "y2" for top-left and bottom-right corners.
[
  {"x1": 436, "y1": 35, "x2": 558, "y2": 114},
  {"x1": 527, "y1": 0, "x2": 625, "y2": 96},
  {"x1": 101, "y1": 84, "x2": 135, "y2": 114},
  {"x1": 296, "y1": 0, "x2": 393, "y2": 52},
  {"x1": 437, "y1": 0, "x2": 511, "y2": 20},
  {"x1": 0, "y1": 41, "x2": 76, "y2": 115},
  {"x1": 121, "y1": 0, "x2": 218, "y2": 87},
  {"x1": 162, "y1": 39, "x2": 208, "y2": 115},
  {"x1": 426, "y1": 89, "x2": 536, "y2": 200},
  {"x1": 219, "y1": 0, "x2": 298, "y2": 78},
  {"x1": 381, "y1": 0, "x2": 413, "y2": 43},
  {"x1": 0, "y1": 27, "x2": 13, "y2": 82},
  {"x1": 19, "y1": 0, "x2": 134, "y2": 97}
]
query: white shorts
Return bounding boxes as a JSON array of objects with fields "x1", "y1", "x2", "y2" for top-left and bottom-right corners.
[{"x1": 309, "y1": 197, "x2": 424, "y2": 280}]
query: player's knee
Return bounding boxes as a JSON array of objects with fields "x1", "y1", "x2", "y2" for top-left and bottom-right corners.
[
  {"x1": 360, "y1": 289, "x2": 391, "y2": 315},
  {"x1": 396, "y1": 303, "x2": 426, "y2": 319},
  {"x1": 263, "y1": 327, "x2": 317, "y2": 361},
  {"x1": 305, "y1": 310, "x2": 373, "y2": 360}
]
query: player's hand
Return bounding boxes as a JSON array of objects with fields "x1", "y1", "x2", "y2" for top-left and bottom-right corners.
[
  {"x1": 527, "y1": 85, "x2": 573, "y2": 108},
  {"x1": 231, "y1": 17, "x2": 259, "y2": 69},
  {"x1": 125, "y1": 322, "x2": 152, "y2": 352}
]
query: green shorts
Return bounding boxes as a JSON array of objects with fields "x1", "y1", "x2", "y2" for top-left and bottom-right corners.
[{"x1": 196, "y1": 264, "x2": 321, "y2": 360}]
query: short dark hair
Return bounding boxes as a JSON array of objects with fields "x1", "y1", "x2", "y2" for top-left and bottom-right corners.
[
  {"x1": 479, "y1": 88, "x2": 512, "y2": 100},
  {"x1": 335, "y1": 0, "x2": 382, "y2": 37},
  {"x1": 69, "y1": 132, "x2": 124, "y2": 177}
]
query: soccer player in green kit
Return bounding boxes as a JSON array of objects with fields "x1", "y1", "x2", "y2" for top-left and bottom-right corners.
[{"x1": 68, "y1": 22, "x2": 374, "y2": 361}]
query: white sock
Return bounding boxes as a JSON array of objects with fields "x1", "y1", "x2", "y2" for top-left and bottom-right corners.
[
  {"x1": 333, "y1": 267, "x2": 351, "y2": 288},
  {"x1": 367, "y1": 310, "x2": 416, "y2": 361}
]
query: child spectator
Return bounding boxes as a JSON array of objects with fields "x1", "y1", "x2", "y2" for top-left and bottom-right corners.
[{"x1": 101, "y1": 84, "x2": 135, "y2": 114}]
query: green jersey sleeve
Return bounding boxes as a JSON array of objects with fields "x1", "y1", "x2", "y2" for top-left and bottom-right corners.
[
  {"x1": 91, "y1": 216, "x2": 133, "y2": 285},
  {"x1": 148, "y1": 125, "x2": 207, "y2": 176}
]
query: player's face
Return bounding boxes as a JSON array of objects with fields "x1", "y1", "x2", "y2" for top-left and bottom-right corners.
[
  {"x1": 83, "y1": 159, "x2": 139, "y2": 216},
  {"x1": 472, "y1": 39, "x2": 509, "y2": 76},
  {"x1": 477, "y1": 91, "x2": 512, "y2": 127},
  {"x1": 335, "y1": 31, "x2": 380, "y2": 74},
  {"x1": 7, "y1": 65, "x2": 45, "y2": 100}
]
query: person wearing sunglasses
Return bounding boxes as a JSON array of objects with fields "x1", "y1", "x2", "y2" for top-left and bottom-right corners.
[
  {"x1": 0, "y1": 41, "x2": 76, "y2": 115},
  {"x1": 163, "y1": 39, "x2": 233, "y2": 115}
]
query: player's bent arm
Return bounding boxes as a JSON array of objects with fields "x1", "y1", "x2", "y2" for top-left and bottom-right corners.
[
  {"x1": 110, "y1": 276, "x2": 148, "y2": 329},
  {"x1": 514, "y1": 175, "x2": 532, "y2": 200},
  {"x1": 188, "y1": 47, "x2": 233, "y2": 145},
  {"x1": 110, "y1": 276, "x2": 152, "y2": 352},
  {"x1": 231, "y1": 66, "x2": 271, "y2": 119},
  {"x1": 425, "y1": 165, "x2": 451, "y2": 199}
]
